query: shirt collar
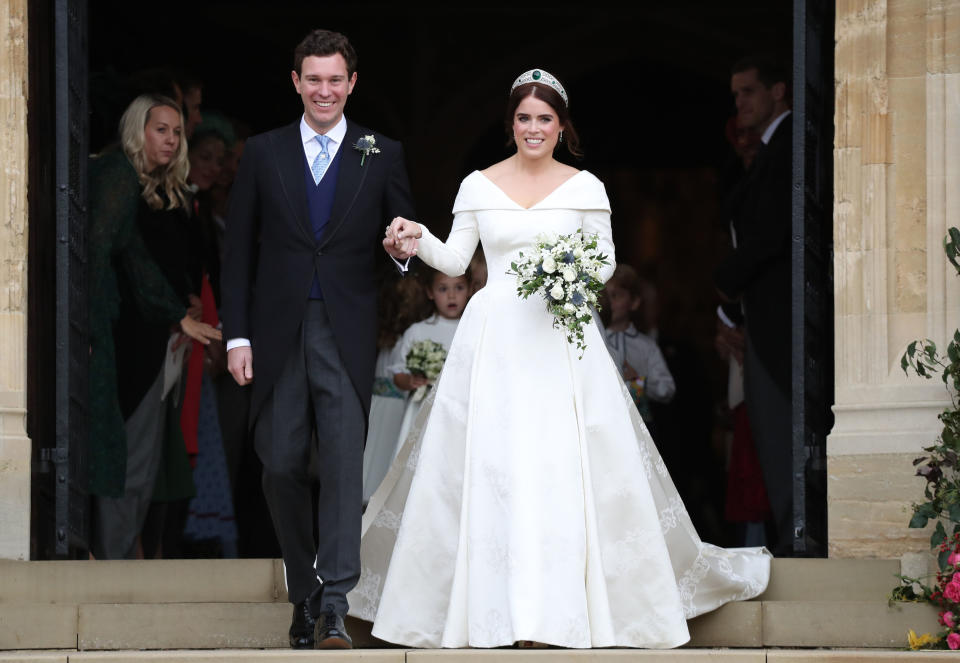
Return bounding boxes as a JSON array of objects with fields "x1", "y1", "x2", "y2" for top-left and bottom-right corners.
[
  {"x1": 761, "y1": 110, "x2": 791, "y2": 145},
  {"x1": 300, "y1": 114, "x2": 348, "y2": 147},
  {"x1": 606, "y1": 323, "x2": 639, "y2": 337}
]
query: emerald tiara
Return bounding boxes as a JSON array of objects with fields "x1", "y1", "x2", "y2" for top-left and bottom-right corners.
[{"x1": 510, "y1": 69, "x2": 569, "y2": 106}]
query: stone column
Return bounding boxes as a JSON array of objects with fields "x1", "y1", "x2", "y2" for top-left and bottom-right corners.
[
  {"x1": 830, "y1": 0, "x2": 960, "y2": 561},
  {"x1": 0, "y1": 0, "x2": 30, "y2": 560}
]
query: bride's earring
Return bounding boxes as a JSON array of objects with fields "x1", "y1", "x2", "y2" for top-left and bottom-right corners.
[{"x1": 559, "y1": 131, "x2": 564, "y2": 143}]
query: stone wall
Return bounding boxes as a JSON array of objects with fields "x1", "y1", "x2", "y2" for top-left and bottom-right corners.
[
  {"x1": 0, "y1": 0, "x2": 29, "y2": 560},
  {"x1": 830, "y1": 0, "x2": 960, "y2": 560}
]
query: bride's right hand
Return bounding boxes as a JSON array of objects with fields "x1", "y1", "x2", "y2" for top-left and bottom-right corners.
[{"x1": 391, "y1": 216, "x2": 422, "y2": 240}]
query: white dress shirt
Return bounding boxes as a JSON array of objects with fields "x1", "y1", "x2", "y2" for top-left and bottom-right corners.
[
  {"x1": 762, "y1": 110, "x2": 791, "y2": 145},
  {"x1": 302, "y1": 113, "x2": 347, "y2": 183}
]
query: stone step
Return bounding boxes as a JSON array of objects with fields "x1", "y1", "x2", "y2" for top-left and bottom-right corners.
[
  {"x1": 0, "y1": 600, "x2": 940, "y2": 651},
  {"x1": 1, "y1": 651, "x2": 960, "y2": 663},
  {"x1": 0, "y1": 558, "x2": 903, "y2": 605},
  {"x1": 0, "y1": 559, "x2": 285, "y2": 605},
  {"x1": 756, "y1": 558, "x2": 900, "y2": 601}
]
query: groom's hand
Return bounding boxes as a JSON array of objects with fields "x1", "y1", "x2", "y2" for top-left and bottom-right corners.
[
  {"x1": 228, "y1": 346, "x2": 254, "y2": 386},
  {"x1": 383, "y1": 217, "x2": 420, "y2": 259},
  {"x1": 383, "y1": 235, "x2": 417, "y2": 260}
]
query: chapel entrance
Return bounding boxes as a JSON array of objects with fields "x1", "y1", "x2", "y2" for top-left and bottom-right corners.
[{"x1": 27, "y1": 0, "x2": 833, "y2": 558}]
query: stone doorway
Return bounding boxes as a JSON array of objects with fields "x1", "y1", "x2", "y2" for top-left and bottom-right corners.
[{"x1": 26, "y1": 0, "x2": 834, "y2": 558}]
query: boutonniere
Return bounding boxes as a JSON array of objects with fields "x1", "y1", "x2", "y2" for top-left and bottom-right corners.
[{"x1": 353, "y1": 135, "x2": 381, "y2": 166}]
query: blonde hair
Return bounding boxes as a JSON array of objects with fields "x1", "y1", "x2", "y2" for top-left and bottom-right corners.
[{"x1": 119, "y1": 94, "x2": 190, "y2": 210}]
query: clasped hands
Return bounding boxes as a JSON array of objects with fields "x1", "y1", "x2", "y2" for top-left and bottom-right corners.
[{"x1": 383, "y1": 217, "x2": 422, "y2": 259}]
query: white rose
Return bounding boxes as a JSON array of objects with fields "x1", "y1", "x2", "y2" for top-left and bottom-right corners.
[
  {"x1": 542, "y1": 257, "x2": 557, "y2": 273},
  {"x1": 550, "y1": 283, "x2": 565, "y2": 300},
  {"x1": 574, "y1": 247, "x2": 585, "y2": 259},
  {"x1": 563, "y1": 303, "x2": 576, "y2": 314},
  {"x1": 562, "y1": 267, "x2": 576, "y2": 282}
]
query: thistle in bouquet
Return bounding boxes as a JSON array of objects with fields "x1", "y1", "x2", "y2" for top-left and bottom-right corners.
[
  {"x1": 405, "y1": 339, "x2": 447, "y2": 401},
  {"x1": 508, "y1": 229, "x2": 609, "y2": 357}
]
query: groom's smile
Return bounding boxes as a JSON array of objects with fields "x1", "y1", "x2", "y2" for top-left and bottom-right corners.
[{"x1": 292, "y1": 53, "x2": 357, "y2": 135}]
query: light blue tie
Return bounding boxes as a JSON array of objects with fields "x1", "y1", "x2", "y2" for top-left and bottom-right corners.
[{"x1": 311, "y1": 134, "x2": 331, "y2": 184}]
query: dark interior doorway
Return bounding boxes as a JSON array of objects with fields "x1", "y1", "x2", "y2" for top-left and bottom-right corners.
[{"x1": 31, "y1": 0, "x2": 833, "y2": 557}]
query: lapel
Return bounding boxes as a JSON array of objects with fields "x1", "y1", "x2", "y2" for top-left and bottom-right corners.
[
  {"x1": 320, "y1": 120, "x2": 372, "y2": 249},
  {"x1": 271, "y1": 121, "x2": 314, "y2": 245}
]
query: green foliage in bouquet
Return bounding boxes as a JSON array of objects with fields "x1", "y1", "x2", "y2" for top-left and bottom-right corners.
[
  {"x1": 406, "y1": 339, "x2": 447, "y2": 380},
  {"x1": 508, "y1": 230, "x2": 610, "y2": 357}
]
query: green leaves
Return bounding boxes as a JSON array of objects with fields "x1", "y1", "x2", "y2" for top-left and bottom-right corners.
[
  {"x1": 901, "y1": 338, "x2": 943, "y2": 380},
  {"x1": 939, "y1": 547, "x2": 953, "y2": 572},
  {"x1": 910, "y1": 512, "x2": 931, "y2": 529},
  {"x1": 932, "y1": 521, "x2": 948, "y2": 547},
  {"x1": 945, "y1": 226, "x2": 960, "y2": 275},
  {"x1": 911, "y1": 501, "x2": 938, "y2": 529}
]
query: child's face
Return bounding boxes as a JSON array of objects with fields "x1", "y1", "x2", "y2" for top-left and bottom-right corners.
[
  {"x1": 605, "y1": 282, "x2": 640, "y2": 325},
  {"x1": 428, "y1": 274, "x2": 470, "y2": 320}
]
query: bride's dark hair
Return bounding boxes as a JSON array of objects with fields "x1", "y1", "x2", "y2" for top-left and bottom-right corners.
[{"x1": 504, "y1": 82, "x2": 582, "y2": 158}]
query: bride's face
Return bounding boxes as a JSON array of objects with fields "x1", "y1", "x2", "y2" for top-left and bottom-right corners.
[{"x1": 512, "y1": 95, "x2": 562, "y2": 159}]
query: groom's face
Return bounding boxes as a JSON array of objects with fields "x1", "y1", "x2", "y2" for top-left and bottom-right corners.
[{"x1": 292, "y1": 54, "x2": 357, "y2": 133}]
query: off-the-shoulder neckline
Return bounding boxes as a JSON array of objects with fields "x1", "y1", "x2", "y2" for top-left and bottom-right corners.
[{"x1": 473, "y1": 169, "x2": 588, "y2": 210}]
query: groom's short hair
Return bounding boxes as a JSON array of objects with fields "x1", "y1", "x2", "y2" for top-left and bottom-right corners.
[{"x1": 294, "y1": 29, "x2": 358, "y2": 77}]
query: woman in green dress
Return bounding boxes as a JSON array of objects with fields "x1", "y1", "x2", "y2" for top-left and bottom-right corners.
[{"x1": 88, "y1": 93, "x2": 221, "y2": 559}]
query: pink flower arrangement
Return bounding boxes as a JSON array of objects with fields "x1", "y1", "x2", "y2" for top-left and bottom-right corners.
[
  {"x1": 944, "y1": 580, "x2": 960, "y2": 603},
  {"x1": 924, "y1": 533, "x2": 960, "y2": 649},
  {"x1": 901, "y1": 533, "x2": 960, "y2": 649}
]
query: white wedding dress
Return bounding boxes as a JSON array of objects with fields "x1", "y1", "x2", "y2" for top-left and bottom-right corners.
[{"x1": 348, "y1": 170, "x2": 771, "y2": 649}]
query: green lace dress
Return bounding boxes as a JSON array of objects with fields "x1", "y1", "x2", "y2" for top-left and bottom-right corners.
[{"x1": 87, "y1": 149, "x2": 187, "y2": 498}]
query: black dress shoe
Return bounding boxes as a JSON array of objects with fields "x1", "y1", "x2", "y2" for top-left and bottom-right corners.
[
  {"x1": 314, "y1": 604, "x2": 352, "y2": 649},
  {"x1": 289, "y1": 598, "x2": 316, "y2": 648}
]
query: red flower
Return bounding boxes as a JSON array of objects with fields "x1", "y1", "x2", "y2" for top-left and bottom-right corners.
[
  {"x1": 947, "y1": 631, "x2": 960, "y2": 650},
  {"x1": 943, "y1": 580, "x2": 960, "y2": 603}
]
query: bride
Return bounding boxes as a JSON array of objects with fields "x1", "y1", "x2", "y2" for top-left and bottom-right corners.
[{"x1": 348, "y1": 69, "x2": 771, "y2": 649}]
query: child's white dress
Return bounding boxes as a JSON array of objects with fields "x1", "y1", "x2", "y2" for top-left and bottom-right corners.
[
  {"x1": 361, "y1": 345, "x2": 407, "y2": 503},
  {"x1": 389, "y1": 314, "x2": 461, "y2": 460}
]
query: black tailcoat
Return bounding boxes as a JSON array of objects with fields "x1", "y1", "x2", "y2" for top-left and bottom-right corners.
[
  {"x1": 221, "y1": 119, "x2": 416, "y2": 423},
  {"x1": 714, "y1": 115, "x2": 792, "y2": 394}
]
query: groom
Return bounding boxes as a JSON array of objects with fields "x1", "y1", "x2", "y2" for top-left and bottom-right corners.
[{"x1": 221, "y1": 29, "x2": 416, "y2": 649}]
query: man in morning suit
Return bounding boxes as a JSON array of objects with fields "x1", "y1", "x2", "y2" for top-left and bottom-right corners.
[
  {"x1": 715, "y1": 55, "x2": 793, "y2": 556},
  {"x1": 221, "y1": 29, "x2": 415, "y2": 649}
]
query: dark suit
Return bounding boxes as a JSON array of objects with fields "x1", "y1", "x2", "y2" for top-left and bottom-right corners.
[
  {"x1": 715, "y1": 113, "x2": 792, "y2": 552},
  {"x1": 221, "y1": 118, "x2": 415, "y2": 612}
]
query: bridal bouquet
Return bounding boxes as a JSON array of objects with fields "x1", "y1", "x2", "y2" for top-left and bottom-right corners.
[
  {"x1": 508, "y1": 230, "x2": 609, "y2": 357},
  {"x1": 406, "y1": 339, "x2": 447, "y2": 401}
]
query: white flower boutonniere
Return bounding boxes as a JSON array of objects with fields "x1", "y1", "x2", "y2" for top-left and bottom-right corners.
[{"x1": 353, "y1": 134, "x2": 381, "y2": 166}]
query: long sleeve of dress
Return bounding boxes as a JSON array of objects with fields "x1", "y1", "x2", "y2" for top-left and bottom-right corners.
[
  {"x1": 415, "y1": 211, "x2": 480, "y2": 278},
  {"x1": 88, "y1": 152, "x2": 143, "y2": 327},
  {"x1": 86, "y1": 150, "x2": 185, "y2": 497},
  {"x1": 582, "y1": 210, "x2": 616, "y2": 284},
  {"x1": 389, "y1": 326, "x2": 417, "y2": 377},
  {"x1": 115, "y1": 222, "x2": 188, "y2": 325}
]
